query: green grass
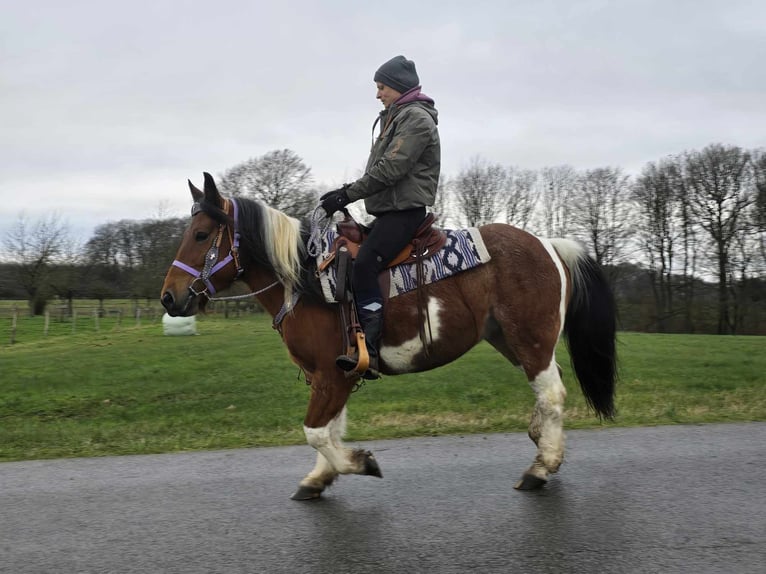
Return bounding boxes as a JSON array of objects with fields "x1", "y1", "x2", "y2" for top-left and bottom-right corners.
[{"x1": 1, "y1": 313, "x2": 764, "y2": 462}]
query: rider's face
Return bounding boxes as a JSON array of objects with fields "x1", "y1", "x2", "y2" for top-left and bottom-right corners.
[{"x1": 376, "y1": 82, "x2": 402, "y2": 109}]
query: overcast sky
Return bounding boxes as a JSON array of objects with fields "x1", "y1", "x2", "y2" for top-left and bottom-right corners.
[{"x1": 2, "y1": 0, "x2": 764, "y2": 241}]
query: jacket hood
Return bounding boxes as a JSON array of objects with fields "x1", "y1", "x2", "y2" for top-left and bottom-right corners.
[
  {"x1": 391, "y1": 86, "x2": 438, "y2": 124},
  {"x1": 396, "y1": 86, "x2": 434, "y2": 105}
]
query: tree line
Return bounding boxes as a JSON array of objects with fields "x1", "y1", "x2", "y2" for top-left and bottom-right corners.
[{"x1": 2, "y1": 145, "x2": 764, "y2": 334}]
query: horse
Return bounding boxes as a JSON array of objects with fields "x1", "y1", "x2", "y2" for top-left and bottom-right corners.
[{"x1": 160, "y1": 172, "x2": 617, "y2": 500}]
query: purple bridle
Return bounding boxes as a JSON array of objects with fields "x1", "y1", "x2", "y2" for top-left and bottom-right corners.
[{"x1": 171, "y1": 198, "x2": 243, "y2": 297}]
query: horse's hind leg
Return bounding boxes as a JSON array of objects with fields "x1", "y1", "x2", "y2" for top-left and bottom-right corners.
[
  {"x1": 515, "y1": 358, "x2": 567, "y2": 490},
  {"x1": 486, "y1": 324, "x2": 565, "y2": 488}
]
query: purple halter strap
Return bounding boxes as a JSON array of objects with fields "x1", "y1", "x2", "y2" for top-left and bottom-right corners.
[{"x1": 171, "y1": 198, "x2": 242, "y2": 297}]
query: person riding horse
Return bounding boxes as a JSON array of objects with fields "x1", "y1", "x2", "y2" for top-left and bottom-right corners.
[{"x1": 320, "y1": 55, "x2": 441, "y2": 379}]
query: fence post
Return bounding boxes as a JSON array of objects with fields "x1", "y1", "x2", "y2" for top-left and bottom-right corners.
[
  {"x1": 44, "y1": 310, "x2": 50, "y2": 337},
  {"x1": 136, "y1": 308, "x2": 141, "y2": 327},
  {"x1": 10, "y1": 306, "x2": 18, "y2": 345},
  {"x1": 93, "y1": 309, "x2": 100, "y2": 332},
  {"x1": 72, "y1": 308, "x2": 77, "y2": 334}
]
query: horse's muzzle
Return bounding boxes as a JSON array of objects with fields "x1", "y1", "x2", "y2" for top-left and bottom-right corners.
[{"x1": 161, "y1": 289, "x2": 197, "y2": 317}]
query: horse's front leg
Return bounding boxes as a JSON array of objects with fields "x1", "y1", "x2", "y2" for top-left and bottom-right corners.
[{"x1": 291, "y1": 374, "x2": 382, "y2": 501}]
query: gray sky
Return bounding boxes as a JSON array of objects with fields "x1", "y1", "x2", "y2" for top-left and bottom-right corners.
[{"x1": 2, "y1": 0, "x2": 764, "y2": 241}]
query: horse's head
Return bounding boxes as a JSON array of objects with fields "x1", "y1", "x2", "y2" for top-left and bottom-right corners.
[{"x1": 160, "y1": 173, "x2": 242, "y2": 316}]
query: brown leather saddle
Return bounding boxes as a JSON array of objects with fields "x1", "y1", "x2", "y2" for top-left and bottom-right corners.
[
  {"x1": 317, "y1": 211, "x2": 447, "y2": 274},
  {"x1": 318, "y1": 210, "x2": 447, "y2": 378}
]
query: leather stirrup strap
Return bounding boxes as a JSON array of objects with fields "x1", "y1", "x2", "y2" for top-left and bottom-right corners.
[{"x1": 414, "y1": 238, "x2": 433, "y2": 357}]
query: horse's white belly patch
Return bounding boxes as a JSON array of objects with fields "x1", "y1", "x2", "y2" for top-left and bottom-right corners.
[{"x1": 381, "y1": 297, "x2": 443, "y2": 372}]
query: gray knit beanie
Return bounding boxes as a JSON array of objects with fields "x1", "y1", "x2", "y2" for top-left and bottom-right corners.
[{"x1": 374, "y1": 55, "x2": 419, "y2": 93}]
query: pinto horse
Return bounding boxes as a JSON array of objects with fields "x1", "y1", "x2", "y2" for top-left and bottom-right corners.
[{"x1": 161, "y1": 173, "x2": 617, "y2": 500}]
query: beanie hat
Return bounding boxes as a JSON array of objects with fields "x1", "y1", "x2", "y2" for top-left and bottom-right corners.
[{"x1": 374, "y1": 55, "x2": 419, "y2": 94}]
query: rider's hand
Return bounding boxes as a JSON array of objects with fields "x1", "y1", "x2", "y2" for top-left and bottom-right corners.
[{"x1": 320, "y1": 188, "x2": 350, "y2": 217}]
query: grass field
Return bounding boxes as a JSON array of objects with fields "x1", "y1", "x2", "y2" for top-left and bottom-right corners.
[{"x1": 1, "y1": 312, "x2": 764, "y2": 462}]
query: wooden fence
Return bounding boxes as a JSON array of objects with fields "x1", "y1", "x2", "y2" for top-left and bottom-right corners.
[{"x1": 1, "y1": 299, "x2": 263, "y2": 345}]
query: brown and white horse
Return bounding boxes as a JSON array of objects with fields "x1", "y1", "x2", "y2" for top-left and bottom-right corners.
[{"x1": 160, "y1": 173, "x2": 617, "y2": 500}]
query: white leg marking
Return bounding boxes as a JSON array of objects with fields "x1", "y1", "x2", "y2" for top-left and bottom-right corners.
[
  {"x1": 303, "y1": 452, "x2": 336, "y2": 486},
  {"x1": 382, "y1": 297, "x2": 442, "y2": 373},
  {"x1": 303, "y1": 407, "x2": 358, "y2": 474},
  {"x1": 529, "y1": 359, "x2": 567, "y2": 472}
]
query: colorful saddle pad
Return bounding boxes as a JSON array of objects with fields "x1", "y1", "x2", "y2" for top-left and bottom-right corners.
[{"x1": 316, "y1": 228, "x2": 491, "y2": 303}]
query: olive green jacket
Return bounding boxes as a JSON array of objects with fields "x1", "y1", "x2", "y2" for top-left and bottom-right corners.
[{"x1": 346, "y1": 96, "x2": 440, "y2": 216}]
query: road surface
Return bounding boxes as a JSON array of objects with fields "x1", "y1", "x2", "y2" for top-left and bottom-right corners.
[{"x1": 1, "y1": 423, "x2": 764, "y2": 573}]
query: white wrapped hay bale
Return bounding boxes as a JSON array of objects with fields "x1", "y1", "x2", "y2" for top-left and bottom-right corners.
[{"x1": 162, "y1": 313, "x2": 198, "y2": 336}]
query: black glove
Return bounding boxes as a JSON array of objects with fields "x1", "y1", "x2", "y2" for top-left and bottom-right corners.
[{"x1": 320, "y1": 188, "x2": 350, "y2": 216}]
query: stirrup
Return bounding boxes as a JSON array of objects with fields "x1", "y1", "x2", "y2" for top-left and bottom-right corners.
[
  {"x1": 360, "y1": 358, "x2": 380, "y2": 380},
  {"x1": 336, "y1": 354, "x2": 380, "y2": 380},
  {"x1": 336, "y1": 353, "x2": 361, "y2": 372},
  {"x1": 336, "y1": 331, "x2": 379, "y2": 378}
]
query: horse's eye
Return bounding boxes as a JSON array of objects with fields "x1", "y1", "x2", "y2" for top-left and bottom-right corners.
[{"x1": 195, "y1": 231, "x2": 210, "y2": 242}]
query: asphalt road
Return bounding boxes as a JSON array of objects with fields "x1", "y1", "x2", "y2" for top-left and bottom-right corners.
[{"x1": 1, "y1": 423, "x2": 764, "y2": 574}]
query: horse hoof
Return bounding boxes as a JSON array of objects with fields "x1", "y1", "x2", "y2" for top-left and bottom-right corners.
[
  {"x1": 363, "y1": 451, "x2": 383, "y2": 478},
  {"x1": 514, "y1": 473, "x2": 547, "y2": 490},
  {"x1": 290, "y1": 485, "x2": 324, "y2": 501}
]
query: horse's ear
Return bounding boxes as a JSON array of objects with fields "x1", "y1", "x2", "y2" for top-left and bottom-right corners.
[
  {"x1": 188, "y1": 179, "x2": 203, "y2": 202},
  {"x1": 202, "y1": 172, "x2": 223, "y2": 206}
]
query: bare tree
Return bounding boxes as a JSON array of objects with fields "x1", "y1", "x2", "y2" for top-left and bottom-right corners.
[
  {"x1": 666, "y1": 163, "x2": 700, "y2": 332},
  {"x1": 505, "y1": 167, "x2": 539, "y2": 230},
  {"x1": 132, "y1": 217, "x2": 188, "y2": 301},
  {"x1": 82, "y1": 216, "x2": 186, "y2": 304},
  {"x1": 2, "y1": 213, "x2": 71, "y2": 314},
  {"x1": 571, "y1": 167, "x2": 631, "y2": 269},
  {"x1": 452, "y1": 157, "x2": 507, "y2": 227},
  {"x1": 538, "y1": 165, "x2": 577, "y2": 237},
  {"x1": 753, "y1": 149, "x2": 766, "y2": 271},
  {"x1": 633, "y1": 157, "x2": 685, "y2": 331},
  {"x1": 218, "y1": 149, "x2": 316, "y2": 219},
  {"x1": 85, "y1": 222, "x2": 122, "y2": 268},
  {"x1": 729, "y1": 150, "x2": 765, "y2": 333},
  {"x1": 48, "y1": 238, "x2": 84, "y2": 316},
  {"x1": 684, "y1": 144, "x2": 755, "y2": 334},
  {"x1": 83, "y1": 222, "x2": 125, "y2": 305}
]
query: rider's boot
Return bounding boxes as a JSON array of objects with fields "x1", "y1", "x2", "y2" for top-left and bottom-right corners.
[{"x1": 336, "y1": 299, "x2": 383, "y2": 379}]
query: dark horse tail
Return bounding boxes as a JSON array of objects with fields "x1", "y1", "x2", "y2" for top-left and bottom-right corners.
[{"x1": 552, "y1": 240, "x2": 617, "y2": 419}]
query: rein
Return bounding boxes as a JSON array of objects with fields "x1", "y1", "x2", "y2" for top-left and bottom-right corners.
[{"x1": 207, "y1": 280, "x2": 279, "y2": 302}]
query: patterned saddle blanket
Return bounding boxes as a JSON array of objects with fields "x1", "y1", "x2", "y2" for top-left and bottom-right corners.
[{"x1": 316, "y1": 228, "x2": 491, "y2": 303}]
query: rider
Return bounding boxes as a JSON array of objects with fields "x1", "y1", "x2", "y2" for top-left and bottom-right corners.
[{"x1": 320, "y1": 55, "x2": 441, "y2": 379}]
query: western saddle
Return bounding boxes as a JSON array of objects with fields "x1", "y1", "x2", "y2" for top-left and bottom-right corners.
[
  {"x1": 317, "y1": 210, "x2": 447, "y2": 378},
  {"x1": 318, "y1": 211, "x2": 447, "y2": 275}
]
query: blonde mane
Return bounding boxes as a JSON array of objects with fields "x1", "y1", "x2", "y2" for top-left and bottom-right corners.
[{"x1": 259, "y1": 203, "x2": 304, "y2": 306}]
